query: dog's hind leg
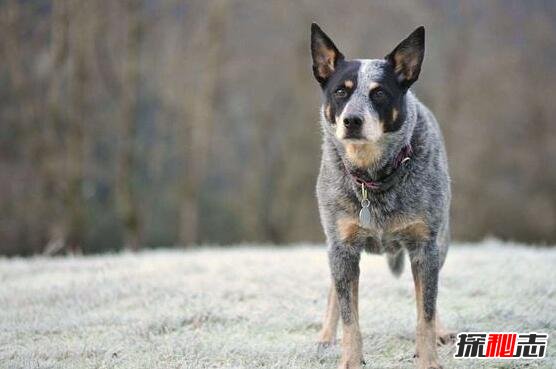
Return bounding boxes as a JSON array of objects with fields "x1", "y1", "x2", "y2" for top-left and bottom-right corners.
[
  {"x1": 317, "y1": 283, "x2": 340, "y2": 351},
  {"x1": 435, "y1": 227, "x2": 455, "y2": 346},
  {"x1": 410, "y1": 241, "x2": 443, "y2": 369},
  {"x1": 329, "y1": 244, "x2": 363, "y2": 369}
]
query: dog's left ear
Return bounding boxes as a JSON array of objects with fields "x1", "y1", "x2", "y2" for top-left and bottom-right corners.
[
  {"x1": 385, "y1": 26, "x2": 425, "y2": 89},
  {"x1": 311, "y1": 23, "x2": 344, "y2": 86}
]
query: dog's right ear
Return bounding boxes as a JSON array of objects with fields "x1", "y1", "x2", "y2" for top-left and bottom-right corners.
[{"x1": 311, "y1": 23, "x2": 344, "y2": 86}]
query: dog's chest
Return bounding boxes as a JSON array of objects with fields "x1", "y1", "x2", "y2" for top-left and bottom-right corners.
[{"x1": 348, "y1": 199, "x2": 429, "y2": 253}]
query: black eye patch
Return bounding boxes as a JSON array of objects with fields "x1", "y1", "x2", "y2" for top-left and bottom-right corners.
[
  {"x1": 369, "y1": 86, "x2": 390, "y2": 105},
  {"x1": 322, "y1": 60, "x2": 361, "y2": 124},
  {"x1": 367, "y1": 83, "x2": 404, "y2": 132}
]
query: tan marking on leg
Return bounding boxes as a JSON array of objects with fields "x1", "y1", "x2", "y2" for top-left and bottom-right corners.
[
  {"x1": 344, "y1": 80, "x2": 354, "y2": 89},
  {"x1": 339, "y1": 279, "x2": 363, "y2": 369},
  {"x1": 337, "y1": 217, "x2": 360, "y2": 243},
  {"x1": 412, "y1": 263, "x2": 441, "y2": 369},
  {"x1": 412, "y1": 264, "x2": 423, "y2": 321},
  {"x1": 412, "y1": 262, "x2": 424, "y2": 360},
  {"x1": 388, "y1": 217, "x2": 430, "y2": 242},
  {"x1": 337, "y1": 217, "x2": 375, "y2": 245},
  {"x1": 351, "y1": 277, "x2": 359, "y2": 321},
  {"x1": 340, "y1": 324, "x2": 363, "y2": 369},
  {"x1": 318, "y1": 284, "x2": 340, "y2": 344},
  {"x1": 345, "y1": 143, "x2": 381, "y2": 168}
]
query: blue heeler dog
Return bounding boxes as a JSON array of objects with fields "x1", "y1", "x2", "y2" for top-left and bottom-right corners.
[{"x1": 311, "y1": 24, "x2": 454, "y2": 369}]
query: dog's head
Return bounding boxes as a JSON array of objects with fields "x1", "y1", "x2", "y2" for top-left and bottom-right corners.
[{"x1": 311, "y1": 24, "x2": 424, "y2": 168}]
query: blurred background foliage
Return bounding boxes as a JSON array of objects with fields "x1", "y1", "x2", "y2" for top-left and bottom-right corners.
[{"x1": 1, "y1": 0, "x2": 555, "y2": 255}]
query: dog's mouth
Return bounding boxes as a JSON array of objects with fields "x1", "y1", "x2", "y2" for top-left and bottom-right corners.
[
  {"x1": 342, "y1": 133, "x2": 364, "y2": 140},
  {"x1": 341, "y1": 136, "x2": 371, "y2": 144}
]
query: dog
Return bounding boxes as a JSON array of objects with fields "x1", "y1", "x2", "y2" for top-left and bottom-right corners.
[{"x1": 311, "y1": 24, "x2": 453, "y2": 369}]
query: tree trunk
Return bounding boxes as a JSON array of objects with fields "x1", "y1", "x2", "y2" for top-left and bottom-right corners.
[
  {"x1": 65, "y1": 0, "x2": 94, "y2": 254},
  {"x1": 116, "y1": 0, "x2": 143, "y2": 251},
  {"x1": 178, "y1": 0, "x2": 227, "y2": 247},
  {"x1": 43, "y1": 0, "x2": 70, "y2": 255}
]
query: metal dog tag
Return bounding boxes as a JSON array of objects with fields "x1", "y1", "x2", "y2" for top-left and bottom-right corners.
[
  {"x1": 359, "y1": 203, "x2": 371, "y2": 228},
  {"x1": 359, "y1": 183, "x2": 371, "y2": 228}
]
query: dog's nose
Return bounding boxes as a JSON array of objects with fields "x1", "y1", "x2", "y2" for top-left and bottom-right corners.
[{"x1": 343, "y1": 116, "x2": 363, "y2": 128}]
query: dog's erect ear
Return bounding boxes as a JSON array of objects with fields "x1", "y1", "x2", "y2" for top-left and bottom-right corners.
[
  {"x1": 311, "y1": 23, "x2": 344, "y2": 86},
  {"x1": 385, "y1": 26, "x2": 425, "y2": 89}
]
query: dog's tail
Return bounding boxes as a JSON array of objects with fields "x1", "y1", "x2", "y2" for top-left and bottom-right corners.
[{"x1": 387, "y1": 250, "x2": 405, "y2": 277}]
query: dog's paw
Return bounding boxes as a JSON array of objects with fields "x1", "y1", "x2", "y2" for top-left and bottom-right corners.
[
  {"x1": 316, "y1": 340, "x2": 336, "y2": 358},
  {"x1": 415, "y1": 357, "x2": 443, "y2": 369},
  {"x1": 317, "y1": 341, "x2": 333, "y2": 350},
  {"x1": 337, "y1": 360, "x2": 363, "y2": 369},
  {"x1": 416, "y1": 361, "x2": 443, "y2": 369},
  {"x1": 436, "y1": 330, "x2": 456, "y2": 346},
  {"x1": 414, "y1": 350, "x2": 443, "y2": 369},
  {"x1": 336, "y1": 354, "x2": 365, "y2": 369}
]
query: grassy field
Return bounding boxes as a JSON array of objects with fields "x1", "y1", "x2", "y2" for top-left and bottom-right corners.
[{"x1": 0, "y1": 241, "x2": 555, "y2": 369}]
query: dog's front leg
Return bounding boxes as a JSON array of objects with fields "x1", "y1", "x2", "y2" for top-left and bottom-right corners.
[
  {"x1": 317, "y1": 283, "x2": 340, "y2": 349},
  {"x1": 329, "y1": 244, "x2": 363, "y2": 369},
  {"x1": 410, "y1": 241, "x2": 442, "y2": 369}
]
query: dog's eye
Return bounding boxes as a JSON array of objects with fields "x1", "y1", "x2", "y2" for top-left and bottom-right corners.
[
  {"x1": 334, "y1": 88, "x2": 347, "y2": 99},
  {"x1": 370, "y1": 88, "x2": 389, "y2": 104}
]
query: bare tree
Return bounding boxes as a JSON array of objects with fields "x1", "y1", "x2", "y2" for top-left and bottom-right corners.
[
  {"x1": 116, "y1": 0, "x2": 144, "y2": 251},
  {"x1": 43, "y1": 0, "x2": 70, "y2": 255},
  {"x1": 42, "y1": 0, "x2": 91, "y2": 255},
  {"x1": 178, "y1": 0, "x2": 228, "y2": 246}
]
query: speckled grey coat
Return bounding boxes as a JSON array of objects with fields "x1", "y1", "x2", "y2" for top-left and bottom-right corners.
[{"x1": 311, "y1": 24, "x2": 452, "y2": 369}]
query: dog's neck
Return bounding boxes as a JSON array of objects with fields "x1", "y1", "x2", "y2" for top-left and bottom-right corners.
[
  {"x1": 322, "y1": 123, "x2": 418, "y2": 193},
  {"x1": 344, "y1": 143, "x2": 413, "y2": 192}
]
